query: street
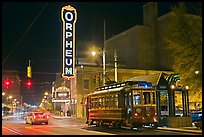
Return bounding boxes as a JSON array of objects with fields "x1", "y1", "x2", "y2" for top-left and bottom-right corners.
[{"x1": 2, "y1": 116, "x2": 201, "y2": 135}]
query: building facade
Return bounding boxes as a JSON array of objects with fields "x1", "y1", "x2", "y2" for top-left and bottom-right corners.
[{"x1": 105, "y1": 2, "x2": 202, "y2": 108}]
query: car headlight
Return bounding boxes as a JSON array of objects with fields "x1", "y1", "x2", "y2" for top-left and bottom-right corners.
[
  {"x1": 198, "y1": 114, "x2": 202, "y2": 117},
  {"x1": 153, "y1": 117, "x2": 157, "y2": 122}
]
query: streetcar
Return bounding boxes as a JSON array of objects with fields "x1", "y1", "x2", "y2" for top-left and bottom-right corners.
[{"x1": 86, "y1": 81, "x2": 158, "y2": 129}]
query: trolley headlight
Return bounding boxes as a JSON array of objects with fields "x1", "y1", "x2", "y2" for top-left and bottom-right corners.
[{"x1": 134, "y1": 112, "x2": 138, "y2": 117}]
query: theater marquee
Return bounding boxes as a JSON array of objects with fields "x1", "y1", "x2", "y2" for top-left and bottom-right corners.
[{"x1": 61, "y1": 5, "x2": 77, "y2": 79}]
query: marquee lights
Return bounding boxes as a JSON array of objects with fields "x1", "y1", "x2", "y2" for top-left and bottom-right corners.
[{"x1": 61, "y1": 5, "x2": 77, "y2": 79}]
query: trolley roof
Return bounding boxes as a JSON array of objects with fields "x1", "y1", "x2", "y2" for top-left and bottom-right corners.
[{"x1": 87, "y1": 81, "x2": 154, "y2": 96}]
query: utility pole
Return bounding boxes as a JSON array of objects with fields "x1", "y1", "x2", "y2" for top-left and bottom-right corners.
[
  {"x1": 81, "y1": 64, "x2": 84, "y2": 117},
  {"x1": 103, "y1": 20, "x2": 106, "y2": 86},
  {"x1": 114, "y1": 49, "x2": 118, "y2": 82}
]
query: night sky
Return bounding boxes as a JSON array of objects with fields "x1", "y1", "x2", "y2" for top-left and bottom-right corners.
[{"x1": 2, "y1": 2, "x2": 201, "y2": 105}]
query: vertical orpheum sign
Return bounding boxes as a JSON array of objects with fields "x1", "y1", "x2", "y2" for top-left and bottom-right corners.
[{"x1": 61, "y1": 5, "x2": 77, "y2": 79}]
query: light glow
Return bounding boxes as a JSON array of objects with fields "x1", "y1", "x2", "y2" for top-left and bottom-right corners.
[{"x1": 91, "y1": 51, "x2": 96, "y2": 56}]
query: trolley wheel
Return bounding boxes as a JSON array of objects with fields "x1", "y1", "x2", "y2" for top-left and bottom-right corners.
[
  {"x1": 96, "y1": 121, "x2": 100, "y2": 127},
  {"x1": 153, "y1": 123, "x2": 158, "y2": 129},
  {"x1": 130, "y1": 124, "x2": 134, "y2": 130}
]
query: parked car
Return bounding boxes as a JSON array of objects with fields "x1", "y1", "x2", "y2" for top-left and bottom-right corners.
[
  {"x1": 190, "y1": 109, "x2": 202, "y2": 129},
  {"x1": 25, "y1": 111, "x2": 49, "y2": 125}
]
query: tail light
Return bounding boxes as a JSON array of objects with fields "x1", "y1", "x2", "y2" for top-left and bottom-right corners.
[{"x1": 46, "y1": 115, "x2": 49, "y2": 119}]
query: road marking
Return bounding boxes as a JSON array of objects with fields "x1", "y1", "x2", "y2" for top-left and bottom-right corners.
[
  {"x1": 2, "y1": 126, "x2": 23, "y2": 135},
  {"x1": 84, "y1": 130, "x2": 115, "y2": 135},
  {"x1": 25, "y1": 127, "x2": 62, "y2": 135}
]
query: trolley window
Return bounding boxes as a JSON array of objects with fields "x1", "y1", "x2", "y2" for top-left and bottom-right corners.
[
  {"x1": 133, "y1": 91, "x2": 141, "y2": 105},
  {"x1": 143, "y1": 92, "x2": 151, "y2": 104},
  {"x1": 152, "y1": 92, "x2": 156, "y2": 104}
]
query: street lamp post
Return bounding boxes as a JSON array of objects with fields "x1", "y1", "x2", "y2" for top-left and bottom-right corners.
[
  {"x1": 102, "y1": 49, "x2": 106, "y2": 86},
  {"x1": 114, "y1": 49, "x2": 118, "y2": 82},
  {"x1": 103, "y1": 20, "x2": 106, "y2": 86},
  {"x1": 81, "y1": 64, "x2": 84, "y2": 117},
  {"x1": 8, "y1": 95, "x2": 13, "y2": 115}
]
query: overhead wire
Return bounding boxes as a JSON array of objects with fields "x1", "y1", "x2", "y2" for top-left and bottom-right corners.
[{"x1": 2, "y1": 2, "x2": 48, "y2": 65}]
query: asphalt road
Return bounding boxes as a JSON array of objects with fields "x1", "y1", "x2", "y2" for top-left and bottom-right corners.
[{"x1": 2, "y1": 116, "x2": 201, "y2": 135}]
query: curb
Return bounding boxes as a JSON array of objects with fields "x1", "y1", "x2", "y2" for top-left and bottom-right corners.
[{"x1": 157, "y1": 127, "x2": 202, "y2": 134}]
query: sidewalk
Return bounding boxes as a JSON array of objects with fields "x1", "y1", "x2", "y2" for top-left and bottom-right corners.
[
  {"x1": 157, "y1": 126, "x2": 202, "y2": 134},
  {"x1": 2, "y1": 115, "x2": 15, "y2": 120},
  {"x1": 51, "y1": 114, "x2": 73, "y2": 119}
]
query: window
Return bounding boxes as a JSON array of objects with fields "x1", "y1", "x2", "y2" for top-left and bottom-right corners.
[
  {"x1": 105, "y1": 96, "x2": 109, "y2": 107},
  {"x1": 152, "y1": 92, "x2": 156, "y2": 104},
  {"x1": 129, "y1": 93, "x2": 132, "y2": 106},
  {"x1": 133, "y1": 91, "x2": 141, "y2": 105},
  {"x1": 110, "y1": 95, "x2": 114, "y2": 107},
  {"x1": 99, "y1": 97, "x2": 102, "y2": 107},
  {"x1": 143, "y1": 92, "x2": 150, "y2": 104},
  {"x1": 102, "y1": 97, "x2": 105, "y2": 107},
  {"x1": 114, "y1": 94, "x2": 118, "y2": 107},
  {"x1": 84, "y1": 80, "x2": 89, "y2": 89}
]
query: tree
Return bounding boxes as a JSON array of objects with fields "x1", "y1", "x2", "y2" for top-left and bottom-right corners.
[{"x1": 165, "y1": 2, "x2": 202, "y2": 102}]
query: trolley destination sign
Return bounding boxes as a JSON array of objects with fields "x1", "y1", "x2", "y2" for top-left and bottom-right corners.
[{"x1": 61, "y1": 5, "x2": 77, "y2": 79}]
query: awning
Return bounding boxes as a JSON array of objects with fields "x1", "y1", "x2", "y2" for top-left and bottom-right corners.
[{"x1": 126, "y1": 72, "x2": 169, "y2": 89}]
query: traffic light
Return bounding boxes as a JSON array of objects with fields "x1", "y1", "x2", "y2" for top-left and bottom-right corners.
[
  {"x1": 27, "y1": 66, "x2": 32, "y2": 78},
  {"x1": 2, "y1": 79, "x2": 13, "y2": 89},
  {"x1": 26, "y1": 79, "x2": 32, "y2": 88}
]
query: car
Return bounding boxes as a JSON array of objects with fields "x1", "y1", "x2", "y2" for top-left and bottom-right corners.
[
  {"x1": 190, "y1": 110, "x2": 202, "y2": 129},
  {"x1": 25, "y1": 112, "x2": 49, "y2": 125}
]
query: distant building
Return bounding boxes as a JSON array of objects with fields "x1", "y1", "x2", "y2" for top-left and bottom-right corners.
[{"x1": 105, "y1": 2, "x2": 202, "y2": 107}]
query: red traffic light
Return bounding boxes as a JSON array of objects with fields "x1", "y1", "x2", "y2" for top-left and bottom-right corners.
[
  {"x1": 2, "y1": 79, "x2": 13, "y2": 88},
  {"x1": 26, "y1": 79, "x2": 32, "y2": 88}
]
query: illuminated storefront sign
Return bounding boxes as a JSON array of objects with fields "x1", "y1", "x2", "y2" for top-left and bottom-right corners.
[{"x1": 61, "y1": 5, "x2": 77, "y2": 78}]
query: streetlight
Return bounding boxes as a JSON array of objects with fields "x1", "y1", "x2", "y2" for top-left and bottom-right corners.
[
  {"x1": 91, "y1": 48, "x2": 106, "y2": 86},
  {"x1": 91, "y1": 51, "x2": 96, "y2": 56},
  {"x1": 44, "y1": 92, "x2": 48, "y2": 96},
  {"x1": 195, "y1": 71, "x2": 199, "y2": 75}
]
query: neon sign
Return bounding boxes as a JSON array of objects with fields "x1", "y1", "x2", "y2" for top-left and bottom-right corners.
[{"x1": 61, "y1": 5, "x2": 77, "y2": 78}]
